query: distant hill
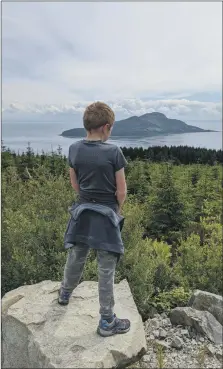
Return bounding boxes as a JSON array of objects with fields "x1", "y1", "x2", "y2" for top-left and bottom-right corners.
[{"x1": 61, "y1": 112, "x2": 215, "y2": 138}]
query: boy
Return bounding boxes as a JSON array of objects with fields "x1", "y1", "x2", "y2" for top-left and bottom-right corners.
[{"x1": 58, "y1": 102, "x2": 130, "y2": 337}]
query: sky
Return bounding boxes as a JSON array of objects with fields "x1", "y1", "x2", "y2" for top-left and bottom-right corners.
[{"x1": 2, "y1": 2, "x2": 222, "y2": 124}]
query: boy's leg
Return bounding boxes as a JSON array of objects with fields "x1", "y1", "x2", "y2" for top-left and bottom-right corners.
[
  {"x1": 58, "y1": 243, "x2": 89, "y2": 305},
  {"x1": 97, "y1": 250, "x2": 130, "y2": 336},
  {"x1": 97, "y1": 250, "x2": 117, "y2": 320}
]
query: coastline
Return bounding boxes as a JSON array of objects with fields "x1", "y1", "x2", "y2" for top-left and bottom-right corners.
[{"x1": 60, "y1": 129, "x2": 218, "y2": 139}]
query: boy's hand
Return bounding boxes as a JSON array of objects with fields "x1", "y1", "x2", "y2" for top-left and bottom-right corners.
[{"x1": 70, "y1": 168, "x2": 79, "y2": 193}]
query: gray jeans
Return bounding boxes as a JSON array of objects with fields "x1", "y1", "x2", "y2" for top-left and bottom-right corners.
[{"x1": 61, "y1": 244, "x2": 118, "y2": 320}]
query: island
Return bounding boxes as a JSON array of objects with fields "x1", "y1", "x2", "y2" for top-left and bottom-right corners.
[{"x1": 60, "y1": 112, "x2": 215, "y2": 138}]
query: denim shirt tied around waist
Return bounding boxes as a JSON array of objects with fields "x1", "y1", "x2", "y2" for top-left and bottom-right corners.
[{"x1": 64, "y1": 202, "x2": 125, "y2": 254}]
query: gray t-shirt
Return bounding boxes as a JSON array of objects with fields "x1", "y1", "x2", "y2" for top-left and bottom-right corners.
[{"x1": 68, "y1": 140, "x2": 127, "y2": 205}]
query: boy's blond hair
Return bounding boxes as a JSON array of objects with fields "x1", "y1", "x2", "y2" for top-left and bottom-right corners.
[{"x1": 83, "y1": 102, "x2": 115, "y2": 131}]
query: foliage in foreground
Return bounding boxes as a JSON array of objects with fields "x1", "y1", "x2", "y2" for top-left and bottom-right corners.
[{"x1": 2, "y1": 149, "x2": 222, "y2": 319}]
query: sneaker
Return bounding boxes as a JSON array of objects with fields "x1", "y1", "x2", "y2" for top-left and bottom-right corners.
[
  {"x1": 58, "y1": 288, "x2": 71, "y2": 305},
  {"x1": 97, "y1": 314, "x2": 130, "y2": 337}
]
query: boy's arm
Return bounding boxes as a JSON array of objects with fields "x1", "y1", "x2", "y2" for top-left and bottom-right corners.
[
  {"x1": 69, "y1": 168, "x2": 79, "y2": 193},
  {"x1": 115, "y1": 167, "x2": 127, "y2": 213},
  {"x1": 114, "y1": 147, "x2": 128, "y2": 213}
]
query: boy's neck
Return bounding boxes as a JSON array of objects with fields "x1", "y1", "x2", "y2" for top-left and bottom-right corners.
[{"x1": 86, "y1": 132, "x2": 103, "y2": 141}]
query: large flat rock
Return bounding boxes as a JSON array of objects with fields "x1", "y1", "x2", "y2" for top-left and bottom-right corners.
[{"x1": 2, "y1": 280, "x2": 146, "y2": 368}]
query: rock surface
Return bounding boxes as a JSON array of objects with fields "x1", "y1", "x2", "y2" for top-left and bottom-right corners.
[
  {"x1": 2, "y1": 280, "x2": 146, "y2": 368},
  {"x1": 188, "y1": 290, "x2": 223, "y2": 325},
  {"x1": 171, "y1": 336, "x2": 184, "y2": 349},
  {"x1": 170, "y1": 307, "x2": 222, "y2": 345}
]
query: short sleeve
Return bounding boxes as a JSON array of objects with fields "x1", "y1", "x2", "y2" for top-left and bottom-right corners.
[
  {"x1": 68, "y1": 144, "x2": 78, "y2": 169},
  {"x1": 114, "y1": 147, "x2": 128, "y2": 172}
]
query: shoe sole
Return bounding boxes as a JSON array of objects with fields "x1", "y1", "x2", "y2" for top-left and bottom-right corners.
[
  {"x1": 58, "y1": 298, "x2": 69, "y2": 305},
  {"x1": 97, "y1": 326, "x2": 130, "y2": 337}
]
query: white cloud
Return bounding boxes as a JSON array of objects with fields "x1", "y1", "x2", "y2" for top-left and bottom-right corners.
[
  {"x1": 2, "y1": 1, "x2": 222, "y2": 108},
  {"x1": 2, "y1": 98, "x2": 222, "y2": 124}
]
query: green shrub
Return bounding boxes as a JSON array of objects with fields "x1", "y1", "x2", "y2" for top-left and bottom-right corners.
[
  {"x1": 151, "y1": 287, "x2": 192, "y2": 313},
  {"x1": 1, "y1": 171, "x2": 74, "y2": 296},
  {"x1": 118, "y1": 237, "x2": 173, "y2": 319},
  {"x1": 173, "y1": 214, "x2": 222, "y2": 295}
]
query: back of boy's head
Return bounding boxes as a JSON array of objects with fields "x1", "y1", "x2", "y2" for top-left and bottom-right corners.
[{"x1": 83, "y1": 102, "x2": 115, "y2": 131}]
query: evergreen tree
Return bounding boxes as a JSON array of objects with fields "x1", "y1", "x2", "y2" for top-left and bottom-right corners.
[{"x1": 146, "y1": 164, "x2": 187, "y2": 243}]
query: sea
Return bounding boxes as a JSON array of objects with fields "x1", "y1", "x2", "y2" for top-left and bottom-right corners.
[{"x1": 2, "y1": 120, "x2": 222, "y2": 155}]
